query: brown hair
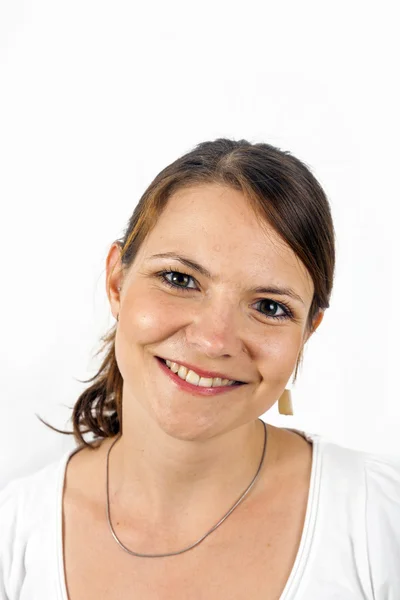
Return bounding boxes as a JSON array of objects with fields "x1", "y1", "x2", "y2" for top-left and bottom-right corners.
[{"x1": 37, "y1": 138, "x2": 335, "y2": 448}]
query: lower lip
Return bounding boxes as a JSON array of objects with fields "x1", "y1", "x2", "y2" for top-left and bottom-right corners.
[{"x1": 156, "y1": 357, "x2": 244, "y2": 397}]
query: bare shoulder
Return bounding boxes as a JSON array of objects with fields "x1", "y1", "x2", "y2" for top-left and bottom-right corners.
[
  {"x1": 274, "y1": 425, "x2": 313, "y2": 459},
  {"x1": 265, "y1": 424, "x2": 314, "y2": 489},
  {"x1": 63, "y1": 437, "x2": 114, "y2": 510}
]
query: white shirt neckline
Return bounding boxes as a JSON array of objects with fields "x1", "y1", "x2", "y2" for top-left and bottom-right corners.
[{"x1": 55, "y1": 427, "x2": 322, "y2": 600}]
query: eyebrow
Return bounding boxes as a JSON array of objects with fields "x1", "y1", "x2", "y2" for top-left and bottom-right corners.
[{"x1": 147, "y1": 252, "x2": 305, "y2": 306}]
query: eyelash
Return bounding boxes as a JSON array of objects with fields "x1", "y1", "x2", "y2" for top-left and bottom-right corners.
[{"x1": 155, "y1": 269, "x2": 294, "y2": 322}]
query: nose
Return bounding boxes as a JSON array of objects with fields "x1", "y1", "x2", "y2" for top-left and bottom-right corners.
[{"x1": 184, "y1": 294, "x2": 243, "y2": 359}]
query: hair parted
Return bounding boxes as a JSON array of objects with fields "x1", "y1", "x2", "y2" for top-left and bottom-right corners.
[{"x1": 37, "y1": 138, "x2": 336, "y2": 448}]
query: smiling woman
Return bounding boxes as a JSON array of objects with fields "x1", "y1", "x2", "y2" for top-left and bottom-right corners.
[{"x1": 1, "y1": 139, "x2": 400, "y2": 600}]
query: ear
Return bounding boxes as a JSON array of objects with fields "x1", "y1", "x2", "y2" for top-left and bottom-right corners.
[
  {"x1": 304, "y1": 309, "x2": 325, "y2": 344},
  {"x1": 106, "y1": 242, "x2": 124, "y2": 321}
]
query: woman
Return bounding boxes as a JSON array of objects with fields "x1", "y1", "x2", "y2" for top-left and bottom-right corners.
[{"x1": 1, "y1": 138, "x2": 399, "y2": 599}]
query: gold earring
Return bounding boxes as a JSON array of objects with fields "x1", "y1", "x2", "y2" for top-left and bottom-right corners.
[{"x1": 278, "y1": 389, "x2": 293, "y2": 415}]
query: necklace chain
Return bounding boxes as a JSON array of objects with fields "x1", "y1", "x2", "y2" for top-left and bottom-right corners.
[{"x1": 105, "y1": 419, "x2": 268, "y2": 558}]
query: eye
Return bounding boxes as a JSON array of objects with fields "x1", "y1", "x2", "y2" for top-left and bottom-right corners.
[
  {"x1": 254, "y1": 299, "x2": 291, "y2": 321},
  {"x1": 160, "y1": 270, "x2": 197, "y2": 290},
  {"x1": 156, "y1": 269, "x2": 294, "y2": 322}
]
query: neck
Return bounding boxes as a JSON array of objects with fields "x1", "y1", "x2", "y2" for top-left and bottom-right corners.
[{"x1": 102, "y1": 410, "x2": 276, "y2": 534}]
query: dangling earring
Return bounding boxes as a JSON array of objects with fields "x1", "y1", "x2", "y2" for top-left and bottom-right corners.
[
  {"x1": 278, "y1": 355, "x2": 302, "y2": 416},
  {"x1": 278, "y1": 389, "x2": 293, "y2": 415}
]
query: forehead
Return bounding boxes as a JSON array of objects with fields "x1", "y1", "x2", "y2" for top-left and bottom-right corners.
[{"x1": 137, "y1": 183, "x2": 314, "y2": 298}]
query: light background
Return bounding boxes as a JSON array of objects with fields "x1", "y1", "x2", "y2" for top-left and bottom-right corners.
[{"x1": 1, "y1": 0, "x2": 399, "y2": 488}]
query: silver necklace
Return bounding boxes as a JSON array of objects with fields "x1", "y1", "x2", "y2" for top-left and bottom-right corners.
[{"x1": 105, "y1": 418, "x2": 267, "y2": 558}]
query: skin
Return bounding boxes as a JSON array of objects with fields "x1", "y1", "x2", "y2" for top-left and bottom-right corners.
[{"x1": 104, "y1": 182, "x2": 324, "y2": 543}]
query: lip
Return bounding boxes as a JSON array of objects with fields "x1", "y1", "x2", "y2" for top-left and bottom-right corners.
[
  {"x1": 157, "y1": 356, "x2": 246, "y2": 383},
  {"x1": 156, "y1": 357, "x2": 245, "y2": 396}
]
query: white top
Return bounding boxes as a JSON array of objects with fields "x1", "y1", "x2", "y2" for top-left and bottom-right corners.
[{"x1": 1, "y1": 427, "x2": 400, "y2": 599}]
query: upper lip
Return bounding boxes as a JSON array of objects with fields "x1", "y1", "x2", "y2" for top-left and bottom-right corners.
[{"x1": 159, "y1": 357, "x2": 247, "y2": 383}]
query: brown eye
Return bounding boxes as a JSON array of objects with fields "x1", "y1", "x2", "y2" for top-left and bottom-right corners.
[
  {"x1": 260, "y1": 300, "x2": 285, "y2": 316},
  {"x1": 254, "y1": 299, "x2": 292, "y2": 321},
  {"x1": 170, "y1": 272, "x2": 191, "y2": 287},
  {"x1": 158, "y1": 270, "x2": 198, "y2": 291}
]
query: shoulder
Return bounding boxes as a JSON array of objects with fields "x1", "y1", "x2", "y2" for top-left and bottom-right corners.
[
  {"x1": 311, "y1": 436, "x2": 400, "y2": 596},
  {"x1": 0, "y1": 448, "x2": 76, "y2": 596},
  {"x1": 0, "y1": 454, "x2": 64, "y2": 544},
  {"x1": 0, "y1": 451, "x2": 68, "y2": 514},
  {"x1": 313, "y1": 433, "x2": 400, "y2": 495},
  {"x1": 0, "y1": 477, "x2": 25, "y2": 598},
  {"x1": 363, "y1": 448, "x2": 400, "y2": 493},
  {"x1": 362, "y1": 450, "x2": 400, "y2": 596},
  {"x1": 297, "y1": 431, "x2": 400, "y2": 595}
]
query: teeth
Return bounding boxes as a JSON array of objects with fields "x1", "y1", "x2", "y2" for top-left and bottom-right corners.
[
  {"x1": 177, "y1": 364, "x2": 188, "y2": 380},
  {"x1": 185, "y1": 369, "x2": 200, "y2": 386},
  {"x1": 165, "y1": 360, "x2": 236, "y2": 387}
]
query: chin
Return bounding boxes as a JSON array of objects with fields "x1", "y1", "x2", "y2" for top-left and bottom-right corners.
[{"x1": 149, "y1": 407, "x2": 224, "y2": 442}]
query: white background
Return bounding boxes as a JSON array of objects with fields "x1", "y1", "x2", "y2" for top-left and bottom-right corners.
[{"x1": 1, "y1": 0, "x2": 399, "y2": 488}]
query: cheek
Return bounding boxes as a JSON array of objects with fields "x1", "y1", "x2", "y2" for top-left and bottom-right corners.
[
  {"x1": 120, "y1": 287, "x2": 179, "y2": 345},
  {"x1": 257, "y1": 331, "x2": 303, "y2": 380}
]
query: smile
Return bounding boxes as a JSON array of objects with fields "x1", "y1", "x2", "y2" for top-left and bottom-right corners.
[
  {"x1": 156, "y1": 357, "x2": 245, "y2": 396},
  {"x1": 165, "y1": 359, "x2": 237, "y2": 387}
]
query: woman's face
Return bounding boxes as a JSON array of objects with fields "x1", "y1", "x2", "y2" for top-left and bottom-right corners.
[{"x1": 107, "y1": 183, "x2": 323, "y2": 440}]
